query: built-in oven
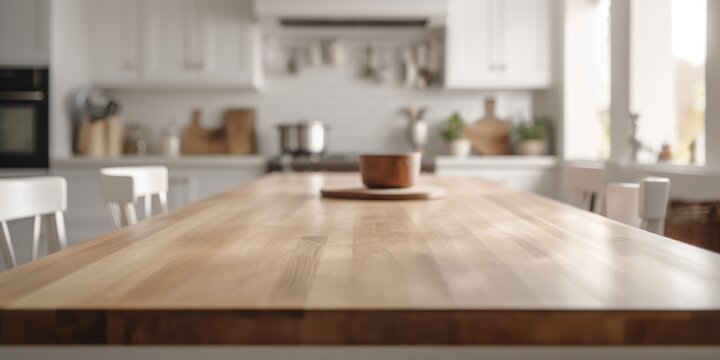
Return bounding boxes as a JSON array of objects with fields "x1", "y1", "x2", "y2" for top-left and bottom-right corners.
[{"x1": 0, "y1": 68, "x2": 49, "y2": 168}]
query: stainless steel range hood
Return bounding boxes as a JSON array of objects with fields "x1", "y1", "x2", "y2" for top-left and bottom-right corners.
[{"x1": 254, "y1": 0, "x2": 447, "y2": 28}]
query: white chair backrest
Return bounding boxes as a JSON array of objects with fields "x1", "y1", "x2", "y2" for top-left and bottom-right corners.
[
  {"x1": 639, "y1": 177, "x2": 671, "y2": 235},
  {"x1": 564, "y1": 163, "x2": 607, "y2": 213},
  {"x1": 606, "y1": 177, "x2": 671, "y2": 235},
  {"x1": 606, "y1": 182, "x2": 642, "y2": 228},
  {"x1": 98, "y1": 166, "x2": 169, "y2": 229},
  {"x1": 0, "y1": 176, "x2": 68, "y2": 270}
]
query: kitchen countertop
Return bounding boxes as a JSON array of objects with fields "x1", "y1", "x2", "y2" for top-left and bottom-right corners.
[
  {"x1": 435, "y1": 155, "x2": 558, "y2": 168},
  {"x1": 267, "y1": 154, "x2": 435, "y2": 172},
  {"x1": 51, "y1": 155, "x2": 558, "y2": 172},
  {"x1": 1, "y1": 173, "x2": 719, "y2": 345},
  {"x1": 51, "y1": 155, "x2": 267, "y2": 169}
]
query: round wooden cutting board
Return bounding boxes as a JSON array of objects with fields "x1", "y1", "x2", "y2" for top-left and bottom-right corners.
[{"x1": 321, "y1": 185, "x2": 447, "y2": 200}]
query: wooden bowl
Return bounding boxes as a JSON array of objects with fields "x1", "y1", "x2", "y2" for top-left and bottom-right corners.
[{"x1": 359, "y1": 153, "x2": 421, "y2": 189}]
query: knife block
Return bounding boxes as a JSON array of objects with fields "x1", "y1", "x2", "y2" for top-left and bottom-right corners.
[{"x1": 76, "y1": 117, "x2": 124, "y2": 158}]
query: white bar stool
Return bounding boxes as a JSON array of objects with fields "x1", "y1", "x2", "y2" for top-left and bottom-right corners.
[
  {"x1": 563, "y1": 163, "x2": 607, "y2": 213},
  {"x1": 0, "y1": 176, "x2": 68, "y2": 270},
  {"x1": 606, "y1": 177, "x2": 671, "y2": 235},
  {"x1": 98, "y1": 166, "x2": 169, "y2": 229}
]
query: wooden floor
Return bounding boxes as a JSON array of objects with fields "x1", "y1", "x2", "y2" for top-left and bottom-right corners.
[{"x1": 1, "y1": 173, "x2": 720, "y2": 345}]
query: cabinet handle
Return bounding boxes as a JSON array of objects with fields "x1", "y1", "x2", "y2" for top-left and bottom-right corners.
[
  {"x1": 186, "y1": 62, "x2": 205, "y2": 70},
  {"x1": 123, "y1": 62, "x2": 135, "y2": 71}
]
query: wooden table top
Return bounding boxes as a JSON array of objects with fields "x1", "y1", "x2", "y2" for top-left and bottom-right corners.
[{"x1": 2, "y1": 173, "x2": 720, "y2": 345}]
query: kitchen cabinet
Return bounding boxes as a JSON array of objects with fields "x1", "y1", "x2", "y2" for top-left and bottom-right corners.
[
  {"x1": 0, "y1": 0, "x2": 49, "y2": 66},
  {"x1": 86, "y1": 0, "x2": 261, "y2": 88},
  {"x1": 445, "y1": 0, "x2": 550, "y2": 89},
  {"x1": 435, "y1": 156, "x2": 558, "y2": 198},
  {"x1": 195, "y1": 0, "x2": 260, "y2": 84},
  {"x1": 87, "y1": 0, "x2": 140, "y2": 83},
  {"x1": 142, "y1": 0, "x2": 197, "y2": 82}
]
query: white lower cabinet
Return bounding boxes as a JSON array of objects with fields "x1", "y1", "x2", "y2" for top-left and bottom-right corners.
[
  {"x1": 435, "y1": 156, "x2": 558, "y2": 199},
  {"x1": 51, "y1": 162, "x2": 265, "y2": 247}
]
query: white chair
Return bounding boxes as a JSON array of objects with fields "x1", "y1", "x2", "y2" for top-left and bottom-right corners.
[
  {"x1": 98, "y1": 166, "x2": 169, "y2": 229},
  {"x1": 0, "y1": 176, "x2": 68, "y2": 270},
  {"x1": 563, "y1": 162, "x2": 607, "y2": 213},
  {"x1": 606, "y1": 177, "x2": 671, "y2": 235}
]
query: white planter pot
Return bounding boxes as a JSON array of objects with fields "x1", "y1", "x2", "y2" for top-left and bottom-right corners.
[
  {"x1": 448, "y1": 138, "x2": 472, "y2": 157},
  {"x1": 517, "y1": 139, "x2": 548, "y2": 156}
]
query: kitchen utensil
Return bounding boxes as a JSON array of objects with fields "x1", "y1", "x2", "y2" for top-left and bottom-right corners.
[
  {"x1": 297, "y1": 120, "x2": 328, "y2": 155},
  {"x1": 224, "y1": 109, "x2": 256, "y2": 154},
  {"x1": 287, "y1": 52, "x2": 299, "y2": 74},
  {"x1": 361, "y1": 46, "x2": 376, "y2": 78},
  {"x1": 414, "y1": 43, "x2": 432, "y2": 89},
  {"x1": 359, "y1": 152, "x2": 421, "y2": 189},
  {"x1": 321, "y1": 184, "x2": 446, "y2": 201},
  {"x1": 402, "y1": 48, "x2": 417, "y2": 87},
  {"x1": 278, "y1": 121, "x2": 329, "y2": 156},
  {"x1": 322, "y1": 39, "x2": 345, "y2": 66},
  {"x1": 278, "y1": 123, "x2": 300, "y2": 155},
  {"x1": 374, "y1": 47, "x2": 394, "y2": 84},
  {"x1": 465, "y1": 98, "x2": 511, "y2": 155}
]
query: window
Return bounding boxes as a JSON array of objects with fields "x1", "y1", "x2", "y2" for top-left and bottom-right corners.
[
  {"x1": 630, "y1": 0, "x2": 706, "y2": 164},
  {"x1": 564, "y1": 0, "x2": 611, "y2": 161}
]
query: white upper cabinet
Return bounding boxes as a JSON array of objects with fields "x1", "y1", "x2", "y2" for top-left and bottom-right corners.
[
  {"x1": 445, "y1": 0, "x2": 551, "y2": 89},
  {"x1": 142, "y1": 0, "x2": 197, "y2": 82},
  {"x1": 0, "y1": 0, "x2": 49, "y2": 66},
  {"x1": 87, "y1": 0, "x2": 140, "y2": 83},
  {"x1": 195, "y1": 0, "x2": 260, "y2": 86},
  {"x1": 86, "y1": 0, "x2": 261, "y2": 88}
]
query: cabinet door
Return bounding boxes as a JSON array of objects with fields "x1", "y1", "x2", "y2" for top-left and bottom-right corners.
[
  {"x1": 142, "y1": 0, "x2": 197, "y2": 81},
  {"x1": 194, "y1": 0, "x2": 259, "y2": 85},
  {"x1": 0, "y1": 0, "x2": 48, "y2": 66},
  {"x1": 498, "y1": 0, "x2": 550, "y2": 87},
  {"x1": 444, "y1": 0, "x2": 498, "y2": 88},
  {"x1": 87, "y1": 0, "x2": 139, "y2": 83}
]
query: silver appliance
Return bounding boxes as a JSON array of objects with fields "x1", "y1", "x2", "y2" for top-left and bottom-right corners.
[{"x1": 277, "y1": 121, "x2": 329, "y2": 155}]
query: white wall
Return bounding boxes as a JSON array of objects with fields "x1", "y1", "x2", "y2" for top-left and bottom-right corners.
[{"x1": 49, "y1": 0, "x2": 91, "y2": 158}]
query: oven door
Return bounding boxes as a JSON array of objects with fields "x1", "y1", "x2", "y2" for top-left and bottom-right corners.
[{"x1": 0, "y1": 91, "x2": 49, "y2": 168}]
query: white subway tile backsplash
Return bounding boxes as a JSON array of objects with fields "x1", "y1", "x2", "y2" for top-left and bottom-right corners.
[{"x1": 108, "y1": 65, "x2": 534, "y2": 156}]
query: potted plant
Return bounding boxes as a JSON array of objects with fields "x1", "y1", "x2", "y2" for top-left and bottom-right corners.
[
  {"x1": 514, "y1": 116, "x2": 553, "y2": 156},
  {"x1": 442, "y1": 113, "x2": 471, "y2": 157}
]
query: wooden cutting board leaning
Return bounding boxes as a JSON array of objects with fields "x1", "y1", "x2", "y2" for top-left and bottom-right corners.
[
  {"x1": 464, "y1": 98, "x2": 511, "y2": 155},
  {"x1": 180, "y1": 109, "x2": 256, "y2": 154}
]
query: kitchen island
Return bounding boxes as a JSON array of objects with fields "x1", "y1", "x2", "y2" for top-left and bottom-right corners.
[{"x1": 1, "y1": 173, "x2": 720, "y2": 347}]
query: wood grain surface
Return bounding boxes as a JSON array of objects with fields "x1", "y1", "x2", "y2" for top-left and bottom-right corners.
[{"x1": 1, "y1": 173, "x2": 720, "y2": 345}]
